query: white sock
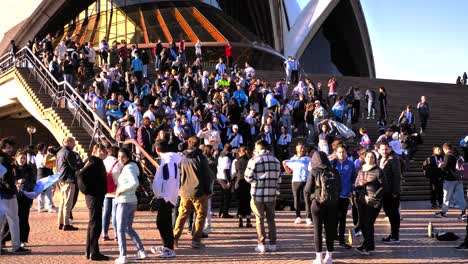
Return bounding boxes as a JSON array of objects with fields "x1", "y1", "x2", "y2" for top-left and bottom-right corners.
[
  {"x1": 325, "y1": 251, "x2": 333, "y2": 259},
  {"x1": 315, "y1": 252, "x2": 322, "y2": 260}
]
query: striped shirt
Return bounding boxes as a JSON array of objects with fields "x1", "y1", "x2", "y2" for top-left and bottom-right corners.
[{"x1": 244, "y1": 150, "x2": 281, "y2": 202}]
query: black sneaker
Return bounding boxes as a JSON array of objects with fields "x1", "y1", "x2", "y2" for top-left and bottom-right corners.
[
  {"x1": 339, "y1": 242, "x2": 352, "y2": 249},
  {"x1": 62, "y1": 225, "x2": 79, "y2": 231},
  {"x1": 455, "y1": 243, "x2": 468, "y2": 251},
  {"x1": 355, "y1": 245, "x2": 370, "y2": 255},
  {"x1": 435, "y1": 211, "x2": 447, "y2": 218},
  {"x1": 13, "y1": 247, "x2": 31, "y2": 253},
  {"x1": 382, "y1": 235, "x2": 400, "y2": 244}
]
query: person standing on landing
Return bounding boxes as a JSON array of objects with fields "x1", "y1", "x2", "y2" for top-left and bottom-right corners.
[
  {"x1": 330, "y1": 143, "x2": 356, "y2": 249},
  {"x1": 306, "y1": 151, "x2": 341, "y2": 264},
  {"x1": 245, "y1": 140, "x2": 281, "y2": 253},
  {"x1": 377, "y1": 141, "x2": 402, "y2": 244},
  {"x1": 151, "y1": 139, "x2": 181, "y2": 258},
  {"x1": 283, "y1": 142, "x2": 312, "y2": 225},
  {"x1": 77, "y1": 144, "x2": 109, "y2": 261}
]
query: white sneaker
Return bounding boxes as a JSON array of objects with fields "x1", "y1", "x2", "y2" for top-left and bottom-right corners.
[
  {"x1": 294, "y1": 217, "x2": 301, "y2": 224},
  {"x1": 37, "y1": 208, "x2": 47, "y2": 213},
  {"x1": 312, "y1": 259, "x2": 322, "y2": 264},
  {"x1": 48, "y1": 207, "x2": 58, "y2": 213},
  {"x1": 114, "y1": 256, "x2": 128, "y2": 264},
  {"x1": 135, "y1": 250, "x2": 148, "y2": 259},
  {"x1": 268, "y1": 244, "x2": 277, "y2": 252},
  {"x1": 323, "y1": 253, "x2": 333, "y2": 264},
  {"x1": 150, "y1": 246, "x2": 165, "y2": 254},
  {"x1": 305, "y1": 218, "x2": 313, "y2": 225},
  {"x1": 159, "y1": 248, "x2": 176, "y2": 258},
  {"x1": 254, "y1": 244, "x2": 266, "y2": 253}
]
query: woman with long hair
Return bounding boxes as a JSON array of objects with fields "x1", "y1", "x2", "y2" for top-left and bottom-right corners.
[
  {"x1": 102, "y1": 146, "x2": 122, "y2": 241},
  {"x1": 77, "y1": 144, "x2": 109, "y2": 261},
  {"x1": 354, "y1": 151, "x2": 384, "y2": 255},
  {"x1": 13, "y1": 151, "x2": 35, "y2": 249},
  {"x1": 233, "y1": 146, "x2": 252, "y2": 227},
  {"x1": 217, "y1": 144, "x2": 233, "y2": 218},
  {"x1": 114, "y1": 148, "x2": 147, "y2": 264}
]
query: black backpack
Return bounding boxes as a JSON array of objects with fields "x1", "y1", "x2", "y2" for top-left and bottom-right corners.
[{"x1": 314, "y1": 167, "x2": 341, "y2": 206}]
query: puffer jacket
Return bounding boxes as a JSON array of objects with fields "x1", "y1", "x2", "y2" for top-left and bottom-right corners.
[{"x1": 355, "y1": 165, "x2": 384, "y2": 208}]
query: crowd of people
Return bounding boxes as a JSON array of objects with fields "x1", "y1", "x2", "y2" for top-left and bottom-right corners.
[{"x1": 1, "y1": 33, "x2": 467, "y2": 264}]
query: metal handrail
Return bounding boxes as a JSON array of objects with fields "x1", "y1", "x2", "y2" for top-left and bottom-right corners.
[
  {"x1": 0, "y1": 46, "x2": 115, "y2": 149},
  {"x1": 124, "y1": 139, "x2": 159, "y2": 169}
]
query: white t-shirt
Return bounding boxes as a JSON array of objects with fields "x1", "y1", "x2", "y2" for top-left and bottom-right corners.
[{"x1": 216, "y1": 156, "x2": 231, "y2": 180}]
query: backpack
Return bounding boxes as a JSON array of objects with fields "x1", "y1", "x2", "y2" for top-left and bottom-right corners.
[
  {"x1": 422, "y1": 157, "x2": 431, "y2": 178},
  {"x1": 314, "y1": 168, "x2": 341, "y2": 206},
  {"x1": 115, "y1": 126, "x2": 128, "y2": 142},
  {"x1": 454, "y1": 156, "x2": 466, "y2": 180}
]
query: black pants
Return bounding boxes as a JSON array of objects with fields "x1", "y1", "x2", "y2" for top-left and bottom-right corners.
[
  {"x1": 157, "y1": 199, "x2": 175, "y2": 249},
  {"x1": 18, "y1": 195, "x2": 32, "y2": 243},
  {"x1": 292, "y1": 182, "x2": 311, "y2": 218},
  {"x1": 430, "y1": 179, "x2": 443, "y2": 206},
  {"x1": 327, "y1": 95, "x2": 337, "y2": 110},
  {"x1": 85, "y1": 195, "x2": 104, "y2": 256},
  {"x1": 464, "y1": 221, "x2": 468, "y2": 244},
  {"x1": 311, "y1": 199, "x2": 337, "y2": 252},
  {"x1": 357, "y1": 202, "x2": 381, "y2": 249},
  {"x1": 419, "y1": 114, "x2": 428, "y2": 132},
  {"x1": 337, "y1": 197, "x2": 350, "y2": 242},
  {"x1": 382, "y1": 193, "x2": 400, "y2": 239},
  {"x1": 219, "y1": 181, "x2": 232, "y2": 215},
  {"x1": 291, "y1": 70, "x2": 299, "y2": 84},
  {"x1": 237, "y1": 179, "x2": 252, "y2": 217},
  {"x1": 352, "y1": 100, "x2": 360, "y2": 122}
]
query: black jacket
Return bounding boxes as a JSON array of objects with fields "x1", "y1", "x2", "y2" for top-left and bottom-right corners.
[
  {"x1": 422, "y1": 155, "x2": 442, "y2": 181},
  {"x1": 77, "y1": 156, "x2": 107, "y2": 197},
  {"x1": 378, "y1": 153, "x2": 402, "y2": 195},
  {"x1": 440, "y1": 152, "x2": 457, "y2": 181},
  {"x1": 0, "y1": 152, "x2": 18, "y2": 199},
  {"x1": 14, "y1": 164, "x2": 36, "y2": 192},
  {"x1": 355, "y1": 165, "x2": 384, "y2": 208},
  {"x1": 56, "y1": 147, "x2": 79, "y2": 183}
]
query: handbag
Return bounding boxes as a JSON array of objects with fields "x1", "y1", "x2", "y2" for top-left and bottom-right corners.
[{"x1": 106, "y1": 161, "x2": 119, "y2": 193}]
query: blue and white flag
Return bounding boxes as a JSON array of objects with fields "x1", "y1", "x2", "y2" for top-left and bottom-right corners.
[{"x1": 24, "y1": 173, "x2": 60, "y2": 199}]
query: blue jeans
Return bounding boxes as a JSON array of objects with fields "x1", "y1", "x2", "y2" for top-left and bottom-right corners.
[
  {"x1": 442, "y1": 180, "x2": 466, "y2": 213},
  {"x1": 102, "y1": 197, "x2": 117, "y2": 236},
  {"x1": 116, "y1": 202, "x2": 144, "y2": 257}
]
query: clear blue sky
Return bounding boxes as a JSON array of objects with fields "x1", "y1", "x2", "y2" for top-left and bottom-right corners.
[{"x1": 361, "y1": 0, "x2": 468, "y2": 83}]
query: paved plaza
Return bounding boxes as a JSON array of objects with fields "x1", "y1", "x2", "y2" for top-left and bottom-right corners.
[{"x1": 1, "y1": 199, "x2": 467, "y2": 264}]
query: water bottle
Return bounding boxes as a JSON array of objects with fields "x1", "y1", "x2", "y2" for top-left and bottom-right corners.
[{"x1": 427, "y1": 222, "x2": 433, "y2": 238}]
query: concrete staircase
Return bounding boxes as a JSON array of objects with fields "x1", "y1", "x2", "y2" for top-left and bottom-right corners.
[
  {"x1": 277, "y1": 73, "x2": 467, "y2": 202},
  {"x1": 12, "y1": 67, "x2": 92, "y2": 159}
]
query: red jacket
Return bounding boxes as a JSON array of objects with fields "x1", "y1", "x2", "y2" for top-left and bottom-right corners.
[{"x1": 225, "y1": 45, "x2": 232, "y2": 57}]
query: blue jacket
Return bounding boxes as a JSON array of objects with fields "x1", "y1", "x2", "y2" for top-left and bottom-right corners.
[
  {"x1": 232, "y1": 90, "x2": 248, "y2": 107},
  {"x1": 131, "y1": 58, "x2": 144, "y2": 72},
  {"x1": 332, "y1": 158, "x2": 356, "y2": 198}
]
